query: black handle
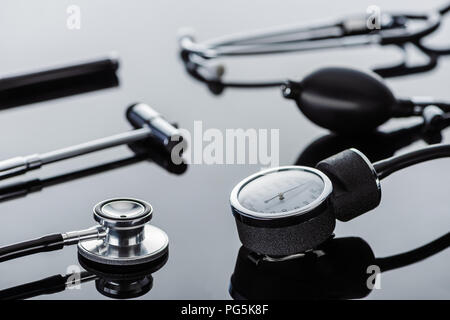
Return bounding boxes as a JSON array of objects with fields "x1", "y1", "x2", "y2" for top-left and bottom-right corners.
[
  {"x1": 126, "y1": 103, "x2": 183, "y2": 153},
  {"x1": 0, "y1": 233, "x2": 64, "y2": 263}
]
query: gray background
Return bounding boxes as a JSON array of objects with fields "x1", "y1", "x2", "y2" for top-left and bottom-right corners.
[{"x1": 0, "y1": 0, "x2": 449, "y2": 299}]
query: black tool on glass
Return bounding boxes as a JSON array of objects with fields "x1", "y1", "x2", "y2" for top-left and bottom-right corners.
[
  {"x1": 182, "y1": 63, "x2": 450, "y2": 133},
  {"x1": 230, "y1": 143, "x2": 450, "y2": 256},
  {"x1": 0, "y1": 56, "x2": 119, "y2": 110},
  {"x1": 230, "y1": 232, "x2": 450, "y2": 300},
  {"x1": 0, "y1": 251, "x2": 168, "y2": 300},
  {"x1": 0, "y1": 103, "x2": 183, "y2": 180},
  {"x1": 179, "y1": 2, "x2": 450, "y2": 85}
]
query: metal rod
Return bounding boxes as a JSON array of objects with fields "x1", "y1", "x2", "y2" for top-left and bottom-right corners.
[{"x1": 0, "y1": 127, "x2": 152, "y2": 179}]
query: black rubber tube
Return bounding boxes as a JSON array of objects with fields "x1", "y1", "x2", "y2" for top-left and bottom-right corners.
[{"x1": 373, "y1": 143, "x2": 450, "y2": 179}]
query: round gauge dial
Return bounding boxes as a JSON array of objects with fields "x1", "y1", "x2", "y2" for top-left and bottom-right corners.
[{"x1": 231, "y1": 166, "x2": 332, "y2": 219}]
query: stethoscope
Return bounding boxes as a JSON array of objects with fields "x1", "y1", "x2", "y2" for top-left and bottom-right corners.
[
  {"x1": 0, "y1": 103, "x2": 182, "y2": 180},
  {"x1": 0, "y1": 139, "x2": 187, "y2": 204},
  {"x1": 0, "y1": 56, "x2": 119, "y2": 111},
  {"x1": 229, "y1": 232, "x2": 450, "y2": 300},
  {"x1": 230, "y1": 143, "x2": 450, "y2": 256},
  {"x1": 0, "y1": 248, "x2": 168, "y2": 300},
  {"x1": 179, "y1": 2, "x2": 450, "y2": 86},
  {"x1": 0, "y1": 198, "x2": 168, "y2": 266}
]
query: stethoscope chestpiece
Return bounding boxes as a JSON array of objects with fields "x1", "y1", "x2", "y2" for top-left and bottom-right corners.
[
  {"x1": 78, "y1": 249, "x2": 169, "y2": 299},
  {"x1": 78, "y1": 198, "x2": 169, "y2": 267}
]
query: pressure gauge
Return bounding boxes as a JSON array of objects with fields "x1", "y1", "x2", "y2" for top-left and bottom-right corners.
[{"x1": 230, "y1": 166, "x2": 335, "y2": 256}]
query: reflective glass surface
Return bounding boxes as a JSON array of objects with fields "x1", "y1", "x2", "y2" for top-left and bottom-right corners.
[{"x1": 0, "y1": 0, "x2": 449, "y2": 300}]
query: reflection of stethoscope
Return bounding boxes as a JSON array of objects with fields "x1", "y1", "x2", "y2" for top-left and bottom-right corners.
[
  {"x1": 0, "y1": 139, "x2": 187, "y2": 204},
  {"x1": 0, "y1": 103, "x2": 182, "y2": 180},
  {"x1": 0, "y1": 251, "x2": 168, "y2": 300},
  {"x1": 0, "y1": 198, "x2": 168, "y2": 266},
  {"x1": 230, "y1": 143, "x2": 450, "y2": 256},
  {"x1": 229, "y1": 232, "x2": 450, "y2": 300},
  {"x1": 179, "y1": 2, "x2": 450, "y2": 85}
]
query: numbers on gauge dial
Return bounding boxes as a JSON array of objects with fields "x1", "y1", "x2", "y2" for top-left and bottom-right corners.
[{"x1": 238, "y1": 169, "x2": 324, "y2": 215}]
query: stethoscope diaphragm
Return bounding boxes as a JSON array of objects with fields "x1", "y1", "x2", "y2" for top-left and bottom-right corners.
[{"x1": 78, "y1": 198, "x2": 169, "y2": 266}]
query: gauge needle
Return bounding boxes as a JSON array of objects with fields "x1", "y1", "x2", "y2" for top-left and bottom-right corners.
[{"x1": 264, "y1": 183, "x2": 307, "y2": 203}]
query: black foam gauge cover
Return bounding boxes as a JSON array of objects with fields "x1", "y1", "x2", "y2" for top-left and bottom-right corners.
[{"x1": 316, "y1": 149, "x2": 382, "y2": 221}]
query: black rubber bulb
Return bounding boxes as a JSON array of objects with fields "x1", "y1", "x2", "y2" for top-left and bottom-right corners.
[{"x1": 283, "y1": 67, "x2": 397, "y2": 133}]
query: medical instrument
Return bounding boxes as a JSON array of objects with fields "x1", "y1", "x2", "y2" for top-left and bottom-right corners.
[
  {"x1": 178, "y1": 62, "x2": 450, "y2": 133},
  {"x1": 296, "y1": 107, "x2": 450, "y2": 167},
  {"x1": 0, "y1": 251, "x2": 168, "y2": 300},
  {"x1": 179, "y1": 2, "x2": 450, "y2": 86},
  {"x1": 230, "y1": 232, "x2": 450, "y2": 299},
  {"x1": 0, "y1": 198, "x2": 169, "y2": 266},
  {"x1": 0, "y1": 56, "x2": 119, "y2": 110}
]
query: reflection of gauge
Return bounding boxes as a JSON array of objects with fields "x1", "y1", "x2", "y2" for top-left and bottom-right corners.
[{"x1": 230, "y1": 166, "x2": 335, "y2": 256}]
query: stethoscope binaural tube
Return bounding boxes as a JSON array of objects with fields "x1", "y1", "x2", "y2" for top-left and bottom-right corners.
[
  {"x1": 0, "y1": 198, "x2": 169, "y2": 266},
  {"x1": 0, "y1": 252, "x2": 169, "y2": 300}
]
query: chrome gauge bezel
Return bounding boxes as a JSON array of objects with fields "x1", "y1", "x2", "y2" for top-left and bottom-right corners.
[{"x1": 230, "y1": 166, "x2": 333, "y2": 221}]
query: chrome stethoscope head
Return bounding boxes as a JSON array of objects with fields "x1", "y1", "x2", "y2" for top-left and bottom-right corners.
[
  {"x1": 0, "y1": 198, "x2": 169, "y2": 267},
  {"x1": 78, "y1": 198, "x2": 169, "y2": 266}
]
